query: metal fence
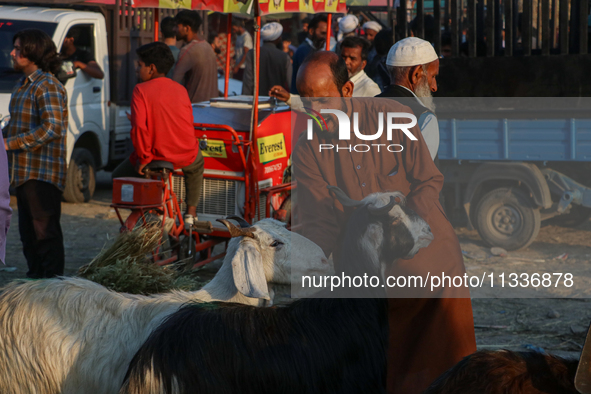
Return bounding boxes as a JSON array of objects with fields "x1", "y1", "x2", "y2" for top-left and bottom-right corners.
[{"x1": 394, "y1": 0, "x2": 590, "y2": 58}]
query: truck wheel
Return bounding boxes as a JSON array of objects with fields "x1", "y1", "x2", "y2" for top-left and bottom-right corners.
[
  {"x1": 474, "y1": 188, "x2": 541, "y2": 251},
  {"x1": 63, "y1": 148, "x2": 96, "y2": 203},
  {"x1": 547, "y1": 205, "x2": 591, "y2": 228}
]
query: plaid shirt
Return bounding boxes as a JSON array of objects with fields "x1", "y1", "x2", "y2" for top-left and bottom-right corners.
[
  {"x1": 4, "y1": 69, "x2": 68, "y2": 190},
  {"x1": 216, "y1": 33, "x2": 235, "y2": 74}
]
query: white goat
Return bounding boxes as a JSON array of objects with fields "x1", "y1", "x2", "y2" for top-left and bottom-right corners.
[
  {"x1": 0, "y1": 218, "x2": 330, "y2": 394},
  {"x1": 119, "y1": 188, "x2": 434, "y2": 394}
]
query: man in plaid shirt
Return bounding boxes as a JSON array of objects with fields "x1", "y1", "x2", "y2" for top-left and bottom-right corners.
[{"x1": 3, "y1": 29, "x2": 67, "y2": 278}]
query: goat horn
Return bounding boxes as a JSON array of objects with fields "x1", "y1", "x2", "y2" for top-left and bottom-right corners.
[
  {"x1": 216, "y1": 219, "x2": 256, "y2": 239},
  {"x1": 327, "y1": 185, "x2": 364, "y2": 207},
  {"x1": 225, "y1": 215, "x2": 252, "y2": 229},
  {"x1": 368, "y1": 196, "x2": 397, "y2": 216}
]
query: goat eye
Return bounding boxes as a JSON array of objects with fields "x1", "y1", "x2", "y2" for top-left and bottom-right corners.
[{"x1": 270, "y1": 240, "x2": 283, "y2": 247}]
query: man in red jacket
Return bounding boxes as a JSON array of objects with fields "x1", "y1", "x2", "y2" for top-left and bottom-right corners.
[{"x1": 112, "y1": 42, "x2": 203, "y2": 223}]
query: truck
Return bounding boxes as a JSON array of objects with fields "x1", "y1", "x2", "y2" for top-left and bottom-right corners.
[
  {"x1": 354, "y1": 0, "x2": 591, "y2": 250},
  {"x1": 437, "y1": 100, "x2": 591, "y2": 251},
  {"x1": 0, "y1": 0, "x2": 174, "y2": 202}
]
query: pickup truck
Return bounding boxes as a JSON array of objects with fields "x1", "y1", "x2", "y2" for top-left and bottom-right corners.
[
  {"x1": 0, "y1": 1, "x2": 152, "y2": 203},
  {"x1": 437, "y1": 99, "x2": 591, "y2": 251}
]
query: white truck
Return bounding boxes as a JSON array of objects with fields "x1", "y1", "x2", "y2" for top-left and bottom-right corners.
[{"x1": 0, "y1": 0, "x2": 161, "y2": 202}]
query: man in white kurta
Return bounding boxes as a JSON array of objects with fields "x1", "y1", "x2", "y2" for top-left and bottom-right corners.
[
  {"x1": 341, "y1": 36, "x2": 381, "y2": 97},
  {"x1": 270, "y1": 37, "x2": 380, "y2": 105}
]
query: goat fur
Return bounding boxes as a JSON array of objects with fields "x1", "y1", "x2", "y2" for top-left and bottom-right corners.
[
  {"x1": 423, "y1": 350, "x2": 579, "y2": 394},
  {"x1": 0, "y1": 219, "x2": 329, "y2": 394},
  {"x1": 119, "y1": 191, "x2": 434, "y2": 394}
]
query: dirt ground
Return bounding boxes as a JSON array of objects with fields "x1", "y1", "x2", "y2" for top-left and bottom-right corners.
[{"x1": 2, "y1": 172, "x2": 590, "y2": 360}]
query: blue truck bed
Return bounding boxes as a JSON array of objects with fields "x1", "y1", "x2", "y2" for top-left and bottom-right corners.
[{"x1": 438, "y1": 118, "x2": 591, "y2": 161}]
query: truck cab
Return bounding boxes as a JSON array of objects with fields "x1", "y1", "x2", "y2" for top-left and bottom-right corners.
[{"x1": 0, "y1": 4, "x2": 131, "y2": 202}]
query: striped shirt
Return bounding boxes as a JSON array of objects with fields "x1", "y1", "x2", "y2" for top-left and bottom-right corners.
[{"x1": 4, "y1": 69, "x2": 68, "y2": 190}]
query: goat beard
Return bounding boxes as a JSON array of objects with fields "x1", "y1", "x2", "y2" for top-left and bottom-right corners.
[{"x1": 415, "y1": 76, "x2": 436, "y2": 113}]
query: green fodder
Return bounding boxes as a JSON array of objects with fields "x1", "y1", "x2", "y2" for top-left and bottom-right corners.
[{"x1": 77, "y1": 226, "x2": 207, "y2": 295}]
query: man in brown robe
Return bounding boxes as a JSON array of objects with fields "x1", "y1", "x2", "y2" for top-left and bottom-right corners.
[{"x1": 292, "y1": 51, "x2": 476, "y2": 394}]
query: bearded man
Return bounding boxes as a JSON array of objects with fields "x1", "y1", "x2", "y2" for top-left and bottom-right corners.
[
  {"x1": 292, "y1": 51, "x2": 476, "y2": 394},
  {"x1": 291, "y1": 14, "x2": 328, "y2": 94},
  {"x1": 376, "y1": 37, "x2": 439, "y2": 160}
]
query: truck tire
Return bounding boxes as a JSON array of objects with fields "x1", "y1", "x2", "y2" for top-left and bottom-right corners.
[
  {"x1": 63, "y1": 148, "x2": 96, "y2": 203},
  {"x1": 547, "y1": 205, "x2": 591, "y2": 228},
  {"x1": 474, "y1": 188, "x2": 541, "y2": 251}
]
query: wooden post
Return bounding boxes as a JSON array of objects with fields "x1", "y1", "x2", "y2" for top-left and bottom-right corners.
[
  {"x1": 468, "y1": 0, "x2": 476, "y2": 57},
  {"x1": 202, "y1": 11, "x2": 208, "y2": 41},
  {"x1": 417, "y1": 0, "x2": 425, "y2": 38},
  {"x1": 541, "y1": 0, "x2": 550, "y2": 55},
  {"x1": 451, "y1": 0, "x2": 459, "y2": 56},
  {"x1": 486, "y1": 0, "x2": 495, "y2": 56},
  {"x1": 580, "y1": 0, "x2": 588, "y2": 54},
  {"x1": 504, "y1": 0, "x2": 513, "y2": 56},
  {"x1": 559, "y1": 0, "x2": 569, "y2": 54},
  {"x1": 522, "y1": 0, "x2": 532, "y2": 55},
  {"x1": 434, "y1": 0, "x2": 441, "y2": 54},
  {"x1": 399, "y1": 0, "x2": 408, "y2": 38}
]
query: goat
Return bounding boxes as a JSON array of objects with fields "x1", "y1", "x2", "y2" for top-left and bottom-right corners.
[
  {"x1": 0, "y1": 217, "x2": 330, "y2": 394},
  {"x1": 423, "y1": 350, "x2": 579, "y2": 394},
  {"x1": 119, "y1": 186, "x2": 434, "y2": 394}
]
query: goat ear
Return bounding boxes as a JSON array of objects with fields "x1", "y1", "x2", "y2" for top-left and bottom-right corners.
[{"x1": 231, "y1": 242, "x2": 270, "y2": 300}]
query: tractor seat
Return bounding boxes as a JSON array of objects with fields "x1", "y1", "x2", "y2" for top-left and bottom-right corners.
[{"x1": 146, "y1": 161, "x2": 174, "y2": 172}]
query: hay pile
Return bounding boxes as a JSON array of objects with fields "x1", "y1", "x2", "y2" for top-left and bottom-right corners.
[{"x1": 78, "y1": 226, "x2": 207, "y2": 295}]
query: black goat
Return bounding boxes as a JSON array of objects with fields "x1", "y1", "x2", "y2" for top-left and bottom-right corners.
[
  {"x1": 424, "y1": 350, "x2": 579, "y2": 394},
  {"x1": 119, "y1": 188, "x2": 433, "y2": 394}
]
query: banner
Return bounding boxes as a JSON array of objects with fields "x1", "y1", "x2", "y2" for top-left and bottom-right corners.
[{"x1": 132, "y1": 0, "x2": 345, "y2": 15}]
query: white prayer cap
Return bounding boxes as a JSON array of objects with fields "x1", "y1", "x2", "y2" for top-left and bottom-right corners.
[
  {"x1": 338, "y1": 15, "x2": 359, "y2": 34},
  {"x1": 261, "y1": 22, "x2": 283, "y2": 42},
  {"x1": 363, "y1": 21, "x2": 382, "y2": 33},
  {"x1": 386, "y1": 37, "x2": 438, "y2": 67}
]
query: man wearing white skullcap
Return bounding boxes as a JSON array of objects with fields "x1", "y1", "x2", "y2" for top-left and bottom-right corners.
[
  {"x1": 362, "y1": 20, "x2": 382, "y2": 65},
  {"x1": 336, "y1": 14, "x2": 359, "y2": 54},
  {"x1": 338, "y1": 14, "x2": 359, "y2": 36},
  {"x1": 260, "y1": 22, "x2": 283, "y2": 42},
  {"x1": 362, "y1": 21, "x2": 382, "y2": 42},
  {"x1": 242, "y1": 22, "x2": 292, "y2": 95},
  {"x1": 376, "y1": 36, "x2": 440, "y2": 160},
  {"x1": 378, "y1": 39, "x2": 476, "y2": 394}
]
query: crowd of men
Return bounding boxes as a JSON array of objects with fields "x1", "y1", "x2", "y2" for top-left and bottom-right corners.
[{"x1": 0, "y1": 9, "x2": 476, "y2": 394}]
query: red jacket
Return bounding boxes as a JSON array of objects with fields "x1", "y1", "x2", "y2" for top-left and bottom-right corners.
[{"x1": 129, "y1": 77, "x2": 198, "y2": 169}]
